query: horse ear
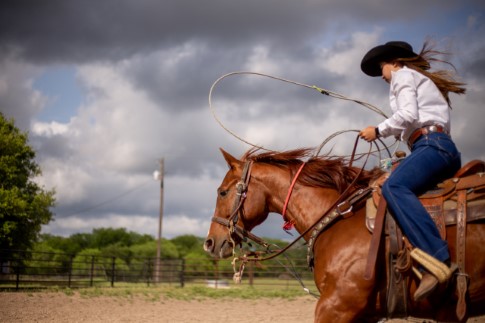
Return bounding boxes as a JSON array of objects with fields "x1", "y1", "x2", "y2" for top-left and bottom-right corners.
[{"x1": 219, "y1": 148, "x2": 241, "y2": 169}]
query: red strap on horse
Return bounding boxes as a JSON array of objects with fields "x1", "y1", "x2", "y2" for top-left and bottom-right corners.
[{"x1": 281, "y1": 162, "x2": 306, "y2": 231}]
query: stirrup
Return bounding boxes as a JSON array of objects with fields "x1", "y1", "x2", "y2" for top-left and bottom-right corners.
[{"x1": 410, "y1": 248, "x2": 453, "y2": 283}]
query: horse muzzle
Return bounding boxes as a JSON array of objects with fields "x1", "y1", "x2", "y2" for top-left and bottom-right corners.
[{"x1": 204, "y1": 236, "x2": 235, "y2": 259}]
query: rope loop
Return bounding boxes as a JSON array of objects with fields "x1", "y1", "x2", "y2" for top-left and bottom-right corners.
[
  {"x1": 209, "y1": 71, "x2": 395, "y2": 157},
  {"x1": 312, "y1": 85, "x2": 330, "y2": 95}
]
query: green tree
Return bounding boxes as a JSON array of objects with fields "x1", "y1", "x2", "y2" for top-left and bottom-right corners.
[
  {"x1": 170, "y1": 234, "x2": 204, "y2": 257},
  {"x1": 157, "y1": 239, "x2": 179, "y2": 259},
  {"x1": 184, "y1": 250, "x2": 220, "y2": 278},
  {"x1": 129, "y1": 240, "x2": 158, "y2": 259},
  {"x1": 39, "y1": 233, "x2": 87, "y2": 255},
  {"x1": 128, "y1": 239, "x2": 179, "y2": 259},
  {"x1": 24, "y1": 241, "x2": 68, "y2": 275},
  {"x1": 0, "y1": 113, "x2": 55, "y2": 257},
  {"x1": 90, "y1": 228, "x2": 153, "y2": 249},
  {"x1": 71, "y1": 248, "x2": 121, "y2": 281},
  {"x1": 100, "y1": 243, "x2": 132, "y2": 261},
  {"x1": 67, "y1": 232, "x2": 94, "y2": 252}
]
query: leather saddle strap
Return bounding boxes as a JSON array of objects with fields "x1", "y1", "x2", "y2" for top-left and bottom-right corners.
[
  {"x1": 456, "y1": 189, "x2": 468, "y2": 321},
  {"x1": 386, "y1": 213, "x2": 408, "y2": 317},
  {"x1": 364, "y1": 197, "x2": 387, "y2": 280}
]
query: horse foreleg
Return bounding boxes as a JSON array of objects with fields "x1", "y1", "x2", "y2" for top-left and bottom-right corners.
[
  {"x1": 314, "y1": 286, "x2": 371, "y2": 323},
  {"x1": 311, "y1": 211, "x2": 379, "y2": 322},
  {"x1": 313, "y1": 258, "x2": 376, "y2": 323}
]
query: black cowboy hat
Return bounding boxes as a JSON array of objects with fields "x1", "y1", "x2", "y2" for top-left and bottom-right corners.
[{"x1": 360, "y1": 41, "x2": 419, "y2": 77}]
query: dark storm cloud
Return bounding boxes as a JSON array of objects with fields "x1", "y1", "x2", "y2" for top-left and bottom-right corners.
[
  {"x1": 0, "y1": 0, "x2": 324, "y2": 63},
  {"x1": 125, "y1": 45, "x2": 249, "y2": 112},
  {"x1": 0, "y1": 0, "x2": 468, "y2": 64},
  {"x1": 461, "y1": 42, "x2": 485, "y2": 80},
  {"x1": 124, "y1": 41, "x2": 355, "y2": 121}
]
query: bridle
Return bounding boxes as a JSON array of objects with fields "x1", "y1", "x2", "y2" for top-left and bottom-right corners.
[
  {"x1": 210, "y1": 161, "x2": 272, "y2": 248},
  {"x1": 226, "y1": 160, "x2": 252, "y2": 231}
]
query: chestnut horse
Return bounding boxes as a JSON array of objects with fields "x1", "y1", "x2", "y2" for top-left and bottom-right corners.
[{"x1": 204, "y1": 147, "x2": 485, "y2": 322}]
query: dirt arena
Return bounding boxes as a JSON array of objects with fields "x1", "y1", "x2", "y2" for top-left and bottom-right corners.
[
  {"x1": 1, "y1": 292, "x2": 484, "y2": 323},
  {"x1": 2, "y1": 292, "x2": 315, "y2": 323}
]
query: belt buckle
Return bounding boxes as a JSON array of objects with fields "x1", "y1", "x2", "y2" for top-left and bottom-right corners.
[{"x1": 428, "y1": 125, "x2": 437, "y2": 133}]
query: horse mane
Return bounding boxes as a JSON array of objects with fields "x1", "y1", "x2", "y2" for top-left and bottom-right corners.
[{"x1": 242, "y1": 148, "x2": 383, "y2": 193}]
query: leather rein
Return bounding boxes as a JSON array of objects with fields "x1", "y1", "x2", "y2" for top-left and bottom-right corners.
[{"x1": 210, "y1": 136, "x2": 377, "y2": 263}]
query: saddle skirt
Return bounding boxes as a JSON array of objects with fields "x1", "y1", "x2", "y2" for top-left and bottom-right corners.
[{"x1": 366, "y1": 159, "x2": 485, "y2": 236}]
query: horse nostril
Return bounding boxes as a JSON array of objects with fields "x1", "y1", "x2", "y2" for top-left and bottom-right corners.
[{"x1": 204, "y1": 238, "x2": 214, "y2": 252}]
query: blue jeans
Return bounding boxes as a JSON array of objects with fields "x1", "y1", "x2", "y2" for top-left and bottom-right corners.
[{"x1": 382, "y1": 132, "x2": 461, "y2": 263}]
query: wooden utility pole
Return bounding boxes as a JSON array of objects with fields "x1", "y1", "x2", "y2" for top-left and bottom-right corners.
[{"x1": 155, "y1": 158, "x2": 164, "y2": 283}]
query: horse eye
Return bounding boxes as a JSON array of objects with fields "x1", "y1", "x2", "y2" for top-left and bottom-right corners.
[{"x1": 218, "y1": 189, "x2": 228, "y2": 197}]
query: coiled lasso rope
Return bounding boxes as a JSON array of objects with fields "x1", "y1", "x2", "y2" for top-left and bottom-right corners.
[{"x1": 208, "y1": 71, "x2": 396, "y2": 156}]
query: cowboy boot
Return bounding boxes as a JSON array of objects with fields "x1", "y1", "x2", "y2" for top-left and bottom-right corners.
[{"x1": 414, "y1": 272, "x2": 439, "y2": 301}]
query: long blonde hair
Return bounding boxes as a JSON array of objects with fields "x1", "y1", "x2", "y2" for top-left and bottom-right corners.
[{"x1": 396, "y1": 40, "x2": 466, "y2": 105}]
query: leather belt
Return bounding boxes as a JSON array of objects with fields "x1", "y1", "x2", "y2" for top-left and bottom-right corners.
[{"x1": 408, "y1": 124, "x2": 447, "y2": 148}]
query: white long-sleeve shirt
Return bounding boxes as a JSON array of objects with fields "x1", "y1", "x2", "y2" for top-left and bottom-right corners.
[{"x1": 377, "y1": 66, "x2": 450, "y2": 142}]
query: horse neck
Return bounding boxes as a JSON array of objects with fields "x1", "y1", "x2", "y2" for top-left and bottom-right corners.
[
  {"x1": 254, "y1": 163, "x2": 341, "y2": 236},
  {"x1": 285, "y1": 186, "x2": 341, "y2": 236}
]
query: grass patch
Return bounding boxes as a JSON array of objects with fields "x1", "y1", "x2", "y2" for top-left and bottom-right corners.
[
  {"x1": 62, "y1": 288, "x2": 74, "y2": 296},
  {"x1": 70, "y1": 284, "x2": 311, "y2": 301},
  {"x1": 163, "y1": 285, "x2": 303, "y2": 300},
  {"x1": 2, "y1": 279, "x2": 318, "y2": 301}
]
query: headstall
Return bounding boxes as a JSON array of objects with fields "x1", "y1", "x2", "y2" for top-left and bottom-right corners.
[{"x1": 210, "y1": 160, "x2": 271, "y2": 247}]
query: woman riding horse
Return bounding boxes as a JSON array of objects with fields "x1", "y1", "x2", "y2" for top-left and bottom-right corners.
[{"x1": 359, "y1": 40, "x2": 466, "y2": 301}]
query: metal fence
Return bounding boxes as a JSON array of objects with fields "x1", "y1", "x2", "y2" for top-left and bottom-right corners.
[{"x1": 0, "y1": 250, "x2": 314, "y2": 291}]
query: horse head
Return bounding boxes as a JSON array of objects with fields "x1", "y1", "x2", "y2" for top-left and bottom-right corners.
[{"x1": 204, "y1": 149, "x2": 271, "y2": 259}]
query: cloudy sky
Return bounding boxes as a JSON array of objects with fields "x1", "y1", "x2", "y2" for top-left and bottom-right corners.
[{"x1": 1, "y1": 1, "x2": 484, "y2": 241}]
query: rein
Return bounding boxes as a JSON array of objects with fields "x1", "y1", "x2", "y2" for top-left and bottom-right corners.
[{"x1": 211, "y1": 216, "x2": 270, "y2": 248}]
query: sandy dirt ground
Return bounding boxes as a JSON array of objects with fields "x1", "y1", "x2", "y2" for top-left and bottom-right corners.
[
  {"x1": 1, "y1": 292, "x2": 484, "y2": 323},
  {"x1": 2, "y1": 292, "x2": 315, "y2": 323}
]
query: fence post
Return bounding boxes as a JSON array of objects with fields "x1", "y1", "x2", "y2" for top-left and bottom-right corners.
[
  {"x1": 215, "y1": 260, "x2": 219, "y2": 289},
  {"x1": 15, "y1": 260, "x2": 20, "y2": 291},
  {"x1": 180, "y1": 258, "x2": 185, "y2": 288},
  {"x1": 248, "y1": 261, "x2": 254, "y2": 287},
  {"x1": 111, "y1": 257, "x2": 116, "y2": 287},
  {"x1": 90, "y1": 256, "x2": 95, "y2": 287},
  {"x1": 146, "y1": 259, "x2": 151, "y2": 287},
  {"x1": 68, "y1": 255, "x2": 74, "y2": 288}
]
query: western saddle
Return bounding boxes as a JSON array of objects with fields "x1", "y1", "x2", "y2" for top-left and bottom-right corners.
[{"x1": 366, "y1": 158, "x2": 485, "y2": 320}]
